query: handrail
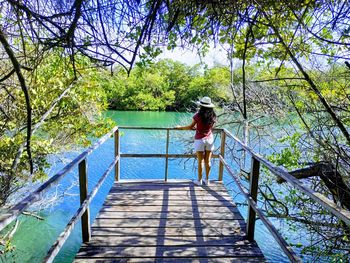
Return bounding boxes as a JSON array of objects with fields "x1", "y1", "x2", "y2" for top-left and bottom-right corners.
[
  {"x1": 120, "y1": 153, "x2": 220, "y2": 158},
  {"x1": 220, "y1": 156, "x2": 301, "y2": 262},
  {"x1": 118, "y1": 126, "x2": 223, "y2": 132},
  {"x1": 219, "y1": 155, "x2": 301, "y2": 262},
  {"x1": 221, "y1": 128, "x2": 350, "y2": 262},
  {"x1": 117, "y1": 126, "x2": 225, "y2": 182},
  {"x1": 223, "y1": 128, "x2": 350, "y2": 225},
  {"x1": 43, "y1": 156, "x2": 119, "y2": 263},
  {"x1": 0, "y1": 126, "x2": 118, "y2": 232}
]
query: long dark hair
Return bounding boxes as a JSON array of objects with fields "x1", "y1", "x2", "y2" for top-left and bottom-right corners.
[{"x1": 198, "y1": 106, "x2": 216, "y2": 126}]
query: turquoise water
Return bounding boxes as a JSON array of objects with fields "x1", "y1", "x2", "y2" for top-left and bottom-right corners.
[{"x1": 1, "y1": 111, "x2": 303, "y2": 262}]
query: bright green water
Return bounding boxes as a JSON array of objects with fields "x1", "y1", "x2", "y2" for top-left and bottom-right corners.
[{"x1": 1, "y1": 111, "x2": 306, "y2": 263}]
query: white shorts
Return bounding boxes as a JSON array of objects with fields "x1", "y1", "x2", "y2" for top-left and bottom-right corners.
[{"x1": 194, "y1": 135, "x2": 214, "y2": 152}]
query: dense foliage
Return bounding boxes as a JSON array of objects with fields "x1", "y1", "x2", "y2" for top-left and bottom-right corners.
[
  {"x1": 103, "y1": 59, "x2": 230, "y2": 111},
  {"x1": 0, "y1": 52, "x2": 114, "y2": 207}
]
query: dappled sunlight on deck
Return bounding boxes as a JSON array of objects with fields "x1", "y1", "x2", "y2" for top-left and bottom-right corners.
[{"x1": 74, "y1": 180, "x2": 265, "y2": 262}]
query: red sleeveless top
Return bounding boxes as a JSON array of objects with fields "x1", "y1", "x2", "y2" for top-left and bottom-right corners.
[{"x1": 193, "y1": 113, "x2": 214, "y2": 139}]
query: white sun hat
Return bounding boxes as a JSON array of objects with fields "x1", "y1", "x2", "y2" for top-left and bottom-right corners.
[{"x1": 196, "y1": 96, "x2": 215, "y2": 108}]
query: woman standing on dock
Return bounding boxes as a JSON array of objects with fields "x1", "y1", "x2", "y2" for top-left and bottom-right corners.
[{"x1": 176, "y1": 97, "x2": 216, "y2": 186}]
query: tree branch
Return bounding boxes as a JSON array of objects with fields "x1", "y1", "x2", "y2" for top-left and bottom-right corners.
[
  {"x1": 258, "y1": 5, "x2": 350, "y2": 145},
  {"x1": 0, "y1": 69, "x2": 15, "y2": 82},
  {"x1": 251, "y1": 77, "x2": 306, "y2": 83},
  {"x1": 11, "y1": 79, "x2": 77, "y2": 171}
]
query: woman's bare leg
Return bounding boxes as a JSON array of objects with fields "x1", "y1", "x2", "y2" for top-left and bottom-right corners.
[
  {"x1": 196, "y1": 151, "x2": 205, "y2": 181},
  {"x1": 204, "y1": 150, "x2": 212, "y2": 181}
]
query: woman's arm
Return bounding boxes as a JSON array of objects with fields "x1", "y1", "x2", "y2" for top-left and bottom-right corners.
[{"x1": 175, "y1": 119, "x2": 196, "y2": 130}]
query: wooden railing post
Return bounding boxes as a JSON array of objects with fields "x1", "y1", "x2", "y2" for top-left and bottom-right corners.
[
  {"x1": 164, "y1": 129, "x2": 170, "y2": 182},
  {"x1": 115, "y1": 129, "x2": 120, "y2": 181},
  {"x1": 78, "y1": 159, "x2": 90, "y2": 243},
  {"x1": 246, "y1": 156, "x2": 260, "y2": 241},
  {"x1": 218, "y1": 130, "x2": 226, "y2": 181}
]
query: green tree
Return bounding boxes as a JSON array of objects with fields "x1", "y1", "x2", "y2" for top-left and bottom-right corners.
[
  {"x1": 103, "y1": 60, "x2": 231, "y2": 111},
  {"x1": 0, "y1": 51, "x2": 113, "y2": 207}
]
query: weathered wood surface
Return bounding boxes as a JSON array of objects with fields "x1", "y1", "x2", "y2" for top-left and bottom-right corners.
[{"x1": 75, "y1": 180, "x2": 265, "y2": 262}]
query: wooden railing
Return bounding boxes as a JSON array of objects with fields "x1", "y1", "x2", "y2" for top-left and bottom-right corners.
[
  {"x1": 117, "y1": 127, "x2": 350, "y2": 262},
  {"x1": 220, "y1": 128, "x2": 350, "y2": 262},
  {"x1": 116, "y1": 126, "x2": 224, "y2": 181},
  {"x1": 1, "y1": 126, "x2": 349, "y2": 263},
  {"x1": 0, "y1": 126, "x2": 119, "y2": 263}
]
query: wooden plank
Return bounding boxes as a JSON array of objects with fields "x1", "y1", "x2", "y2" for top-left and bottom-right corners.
[
  {"x1": 92, "y1": 218, "x2": 246, "y2": 228},
  {"x1": 109, "y1": 189, "x2": 231, "y2": 197},
  {"x1": 90, "y1": 226, "x2": 245, "y2": 237},
  {"x1": 107, "y1": 192, "x2": 229, "y2": 197},
  {"x1": 82, "y1": 236, "x2": 250, "y2": 247},
  {"x1": 95, "y1": 205, "x2": 238, "y2": 212},
  {"x1": 106, "y1": 196, "x2": 231, "y2": 202},
  {"x1": 107, "y1": 195, "x2": 231, "y2": 202},
  {"x1": 75, "y1": 245, "x2": 264, "y2": 258},
  {"x1": 110, "y1": 190, "x2": 231, "y2": 196},
  {"x1": 104, "y1": 200, "x2": 235, "y2": 207},
  {"x1": 75, "y1": 256, "x2": 265, "y2": 263},
  {"x1": 95, "y1": 211, "x2": 243, "y2": 220},
  {"x1": 112, "y1": 179, "x2": 225, "y2": 185}
]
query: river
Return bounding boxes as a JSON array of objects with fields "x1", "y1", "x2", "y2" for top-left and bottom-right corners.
[{"x1": 1, "y1": 111, "x2": 306, "y2": 263}]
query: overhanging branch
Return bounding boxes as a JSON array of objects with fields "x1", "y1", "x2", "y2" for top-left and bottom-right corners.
[{"x1": 0, "y1": 27, "x2": 33, "y2": 174}]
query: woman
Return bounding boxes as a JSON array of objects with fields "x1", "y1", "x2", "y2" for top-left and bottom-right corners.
[{"x1": 176, "y1": 97, "x2": 217, "y2": 185}]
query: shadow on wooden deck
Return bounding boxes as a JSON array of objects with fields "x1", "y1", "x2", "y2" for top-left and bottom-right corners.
[{"x1": 75, "y1": 180, "x2": 265, "y2": 262}]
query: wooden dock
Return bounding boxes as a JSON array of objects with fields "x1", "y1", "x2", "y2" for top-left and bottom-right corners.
[
  {"x1": 2, "y1": 126, "x2": 348, "y2": 262},
  {"x1": 74, "y1": 180, "x2": 265, "y2": 262}
]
